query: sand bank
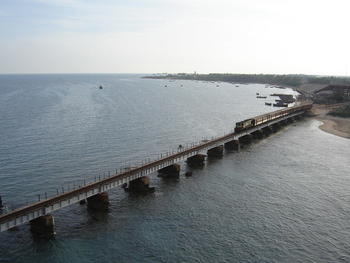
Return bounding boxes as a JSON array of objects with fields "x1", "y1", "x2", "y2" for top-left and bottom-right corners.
[{"x1": 309, "y1": 105, "x2": 350, "y2": 139}]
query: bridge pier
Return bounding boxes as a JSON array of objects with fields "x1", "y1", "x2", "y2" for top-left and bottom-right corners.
[
  {"x1": 125, "y1": 176, "x2": 155, "y2": 193},
  {"x1": 252, "y1": 130, "x2": 264, "y2": 139},
  {"x1": 279, "y1": 120, "x2": 288, "y2": 126},
  {"x1": 262, "y1": 126, "x2": 273, "y2": 136},
  {"x1": 272, "y1": 123, "x2": 281, "y2": 132},
  {"x1": 87, "y1": 193, "x2": 109, "y2": 210},
  {"x1": 158, "y1": 163, "x2": 180, "y2": 178},
  {"x1": 187, "y1": 154, "x2": 206, "y2": 166},
  {"x1": 225, "y1": 140, "x2": 240, "y2": 150},
  {"x1": 30, "y1": 214, "x2": 55, "y2": 235},
  {"x1": 239, "y1": 134, "x2": 252, "y2": 144},
  {"x1": 207, "y1": 145, "x2": 224, "y2": 157},
  {"x1": 294, "y1": 115, "x2": 301, "y2": 120}
]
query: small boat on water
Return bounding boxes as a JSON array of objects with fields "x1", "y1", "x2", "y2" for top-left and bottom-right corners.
[
  {"x1": 99, "y1": 86, "x2": 103, "y2": 89},
  {"x1": 265, "y1": 102, "x2": 272, "y2": 106},
  {"x1": 273, "y1": 103, "x2": 288, "y2": 107},
  {"x1": 257, "y1": 96, "x2": 267, "y2": 98}
]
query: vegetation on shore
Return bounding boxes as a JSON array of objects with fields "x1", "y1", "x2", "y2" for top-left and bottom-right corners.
[
  {"x1": 327, "y1": 93, "x2": 346, "y2": 103},
  {"x1": 145, "y1": 73, "x2": 350, "y2": 87},
  {"x1": 328, "y1": 104, "x2": 350, "y2": 118}
]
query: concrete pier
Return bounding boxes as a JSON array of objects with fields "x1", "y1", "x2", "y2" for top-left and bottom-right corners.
[
  {"x1": 125, "y1": 176, "x2": 155, "y2": 193},
  {"x1": 207, "y1": 146, "x2": 224, "y2": 157},
  {"x1": 87, "y1": 193, "x2": 109, "y2": 210},
  {"x1": 279, "y1": 119, "x2": 288, "y2": 126},
  {"x1": 30, "y1": 214, "x2": 55, "y2": 235},
  {"x1": 239, "y1": 134, "x2": 252, "y2": 144},
  {"x1": 187, "y1": 154, "x2": 206, "y2": 166},
  {"x1": 158, "y1": 163, "x2": 180, "y2": 178},
  {"x1": 262, "y1": 126, "x2": 273, "y2": 136},
  {"x1": 225, "y1": 140, "x2": 240, "y2": 150},
  {"x1": 252, "y1": 130, "x2": 264, "y2": 139},
  {"x1": 272, "y1": 122, "x2": 281, "y2": 132}
]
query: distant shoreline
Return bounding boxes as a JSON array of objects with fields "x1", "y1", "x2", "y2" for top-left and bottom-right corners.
[
  {"x1": 144, "y1": 73, "x2": 350, "y2": 87},
  {"x1": 146, "y1": 74, "x2": 350, "y2": 139}
]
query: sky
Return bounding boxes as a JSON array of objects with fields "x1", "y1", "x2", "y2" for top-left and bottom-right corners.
[{"x1": 0, "y1": 0, "x2": 349, "y2": 75}]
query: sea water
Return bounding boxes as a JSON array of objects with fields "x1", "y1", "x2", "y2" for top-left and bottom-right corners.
[{"x1": 0, "y1": 74, "x2": 349, "y2": 262}]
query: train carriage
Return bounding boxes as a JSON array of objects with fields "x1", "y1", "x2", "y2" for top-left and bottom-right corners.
[
  {"x1": 234, "y1": 102, "x2": 313, "y2": 133},
  {"x1": 234, "y1": 119, "x2": 255, "y2": 133}
]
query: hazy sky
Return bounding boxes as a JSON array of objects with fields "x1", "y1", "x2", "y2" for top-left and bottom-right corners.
[{"x1": 1, "y1": 0, "x2": 349, "y2": 75}]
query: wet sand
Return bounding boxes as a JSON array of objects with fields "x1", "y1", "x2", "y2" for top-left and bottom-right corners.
[{"x1": 309, "y1": 105, "x2": 350, "y2": 139}]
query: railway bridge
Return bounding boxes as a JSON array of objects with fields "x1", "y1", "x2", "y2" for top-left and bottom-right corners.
[{"x1": 0, "y1": 103, "x2": 313, "y2": 234}]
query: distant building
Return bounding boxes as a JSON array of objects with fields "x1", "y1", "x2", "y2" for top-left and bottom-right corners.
[{"x1": 315, "y1": 85, "x2": 350, "y2": 99}]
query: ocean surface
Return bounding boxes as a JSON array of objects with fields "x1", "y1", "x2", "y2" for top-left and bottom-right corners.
[{"x1": 0, "y1": 74, "x2": 349, "y2": 262}]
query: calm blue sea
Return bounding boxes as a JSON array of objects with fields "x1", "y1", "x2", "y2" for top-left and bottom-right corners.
[{"x1": 0, "y1": 74, "x2": 349, "y2": 262}]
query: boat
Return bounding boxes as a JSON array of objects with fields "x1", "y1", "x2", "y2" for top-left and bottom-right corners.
[
  {"x1": 265, "y1": 102, "x2": 272, "y2": 106},
  {"x1": 99, "y1": 86, "x2": 103, "y2": 89},
  {"x1": 273, "y1": 103, "x2": 288, "y2": 107},
  {"x1": 256, "y1": 92, "x2": 260, "y2": 95},
  {"x1": 257, "y1": 96, "x2": 267, "y2": 98}
]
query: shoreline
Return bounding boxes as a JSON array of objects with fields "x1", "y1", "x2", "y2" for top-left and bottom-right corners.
[{"x1": 309, "y1": 105, "x2": 350, "y2": 139}]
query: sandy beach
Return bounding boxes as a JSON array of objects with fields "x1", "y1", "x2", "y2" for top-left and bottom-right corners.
[{"x1": 309, "y1": 104, "x2": 350, "y2": 139}]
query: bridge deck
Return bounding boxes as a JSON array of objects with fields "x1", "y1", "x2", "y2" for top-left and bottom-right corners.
[{"x1": 0, "y1": 103, "x2": 312, "y2": 232}]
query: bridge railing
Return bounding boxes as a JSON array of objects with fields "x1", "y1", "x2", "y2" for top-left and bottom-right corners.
[{"x1": 0, "y1": 103, "x2": 313, "y2": 231}]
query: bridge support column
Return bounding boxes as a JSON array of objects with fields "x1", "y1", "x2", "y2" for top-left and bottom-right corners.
[
  {"x1": 252, "y1": 130, "x2": 264, "y2": 139},
  {"x1": 207, "y1": 145, "x2": 223, "y2": 157},
  {"x1": 239, "y1": 134, "x2": 252, "y2": 144},
  {"x1": 125, "y1": 176, "x2": 155, "y2": 193},
  {"x1": 158, "y1": 163, "x2": 180, "y2": 178},
  {"x1": 279, "y1": 120, "x2": 288, "y2": 126},
  {"x1": 87, "y1": 192, "x2": 109, "y2": 210},
  {"x1": 30, "y1": 214, "x2": 55, "y2": 235},
  {"x1": 225, "y1": 140, "x2": 240, "y2": 150},
  {"x1": 262, "y1": 126, "x2": 273, "y2": 136},
  {"x1": 272, "y1": 123, "x2": 281, "y2": 132},
  {"x1": 187, "y1": 154, "x2": 206, "y2": 166}
]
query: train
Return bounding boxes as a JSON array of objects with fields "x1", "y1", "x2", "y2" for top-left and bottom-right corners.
[{"x1": 234, "y1": 102, "x2": 313, "y2": 133}]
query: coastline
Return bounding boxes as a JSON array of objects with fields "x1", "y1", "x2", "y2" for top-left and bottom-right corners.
[
  {"x1": 145, "y1": 75, "x2": 350, "y2": 139},
  {"x1": 309, "y1": 105, "x2": 350, "y2": 139}
]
